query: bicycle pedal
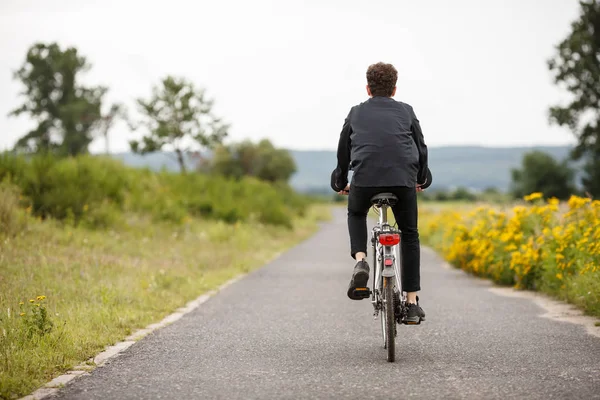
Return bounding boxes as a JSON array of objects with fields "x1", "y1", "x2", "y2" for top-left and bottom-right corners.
[{"x1": 352, "y1": 287, "x2": 371, "y2": 298}]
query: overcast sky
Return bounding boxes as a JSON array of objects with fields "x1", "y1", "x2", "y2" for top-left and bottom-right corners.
[{"x1": 0, "y1": 0, "x2": 581, "y2": 153}]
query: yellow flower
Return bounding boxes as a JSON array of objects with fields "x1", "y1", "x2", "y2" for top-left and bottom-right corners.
[
  {"x1": 36, "y1": 295, "x2": 46, "y2": 301},
  {"x1": 19, "y1": 301, "x2": 24, "y2": 306},
  {"x1": 29, "y1": 299, "x2": 34, "y2": 303},
  {"x1": 548, "y1": 198, "x2": 560, "y2": 206},
  {"x1": 556, "y1": 273, "x2": 563, "y2": 280},
  {"x1": 568, "y1": 195, "x2": 591, "y2": 210},
  {"x1": 524, "y1": 192, "x2": 543, "y2": 202},
  {"x1": 19, "y1": 312, "x2": 25, "y2": 316}
]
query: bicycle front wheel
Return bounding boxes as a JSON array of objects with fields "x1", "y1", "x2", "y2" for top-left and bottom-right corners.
[{"x1": 383, "y1": 276, "x2": 396, "y2": 362}]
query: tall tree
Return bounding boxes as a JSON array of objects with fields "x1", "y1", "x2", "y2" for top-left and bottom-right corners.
[
  {"x1": 510, "y1": 151, "x2": 576, "y2": 200},
  {"x1": 9, "y1": 42, "x2": 106, "y2": 156},
  {"x1": 130, "y1": 76, "x2": 228, "y2": 174},
  {"x1": 548, "y1": 0, "x2": 600, "y2": 196}
]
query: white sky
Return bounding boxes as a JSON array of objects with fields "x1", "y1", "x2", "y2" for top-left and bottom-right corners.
[{"x1": 0, "y1": 0, "x2": 581, "y2": 153}]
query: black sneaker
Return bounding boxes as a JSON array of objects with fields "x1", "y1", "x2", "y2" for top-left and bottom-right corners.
[
  {"x1": 404, "y1": 297, "x2": 426, "y2": 325},
  {"x1": 347, "y1": 260, "x2": 370, "y2": 300}
]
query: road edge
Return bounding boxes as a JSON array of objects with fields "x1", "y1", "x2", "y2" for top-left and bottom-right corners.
[
  {"x1": 488, "y1": 286, "x2": 600, "y2": 339},
  {"x1": 18, "y1": 272, "x2": 250, "y2": 400},
  {"x1": 423, "y1": 246, "x2": 600, "y2": 339}
]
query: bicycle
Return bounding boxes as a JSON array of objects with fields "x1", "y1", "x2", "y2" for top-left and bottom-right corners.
[{"x1": 362, "y1": 192, "x2": 411, "y2": 362}]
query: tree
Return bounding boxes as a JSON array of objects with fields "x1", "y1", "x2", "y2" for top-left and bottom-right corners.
[
  {"x1": 510, "y1": 151, "x2": 576, "y2": 200},
  {"x1": 548, "y1": 0, "x2": 600, "y2": 196},
  {"x1": 581, "y1": 156, "x2": 600, "y2": 196},
  {"x1": 253, "y1": 139, "x2": 297, "y2": 183},
  {"x1": 450, "y1": 187, "x2": 477, "y2": 202},
  {"x1": 9, "y1": 42, "x2": 106, "y2": 156},
  {"x1": 98, "y1": 103, "x2": 127, "y2": 155},
  {"x1": 130, "y1": 76, "x2": 228, "y2": 174},
  {"x1": 211, "y1": 139, "x2": 297, "y2": 183}
]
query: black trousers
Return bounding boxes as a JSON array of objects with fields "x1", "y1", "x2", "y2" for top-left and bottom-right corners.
[{"x1": 347, "y1": 185, "x2": 421, "y2": 292}]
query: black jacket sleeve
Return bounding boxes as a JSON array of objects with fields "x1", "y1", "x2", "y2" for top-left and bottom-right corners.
[
  {"x1": 330, "y1": 109, "x2": 353, "y2": 191},
  {"x1": 411, "y1": 110, "x2": 429, "y2": 185}
]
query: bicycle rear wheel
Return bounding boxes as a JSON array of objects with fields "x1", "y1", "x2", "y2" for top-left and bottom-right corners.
[{"x1": 383, "y1": 276, "x2": 395, "y2": 362}]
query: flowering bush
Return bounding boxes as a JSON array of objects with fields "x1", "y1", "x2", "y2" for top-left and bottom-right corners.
[
  {"x1": 421, "y1": 194, "x2": 600, "y2": 316},
  {"x1": 19, "y1": 295, "x2": 54, "y2": 338}
]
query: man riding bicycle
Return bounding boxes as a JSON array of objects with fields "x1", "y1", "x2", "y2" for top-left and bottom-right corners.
[{"x1": 331, "y1": 62, "x2": 430, "y2": 324}]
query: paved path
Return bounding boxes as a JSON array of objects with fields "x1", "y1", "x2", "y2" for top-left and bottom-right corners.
[{"x1": 52, "y1": 209, "x2": 600, "y2": 399}]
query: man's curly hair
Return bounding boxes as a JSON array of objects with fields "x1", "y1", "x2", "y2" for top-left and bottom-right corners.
[{"x1": 366, "y1": 62, "x2": 398, "y2": 97}]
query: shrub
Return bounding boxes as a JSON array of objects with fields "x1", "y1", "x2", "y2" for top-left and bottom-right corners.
[
  {"x1": 0, "y1": 153, "x2": 309, "y2": 228},
  {"x1": 0, "y1": 154, "x2": 131, "y2": 226},
  {"x1": 422, "y1": 193, "x2": 600, "y2": 316},
  {"x1": 0, "y1": 181, "x2": 28, "y2": 237}
]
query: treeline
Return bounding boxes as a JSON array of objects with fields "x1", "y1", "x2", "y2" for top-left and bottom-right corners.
[
  {"x1": 419, "y1": 147, "x2": 590, "y2": 203},
  {"x1": 1, "y1": 42, "x2": 307, "y2": 233},
  {"x1": 7, "y1": 42, "x2": 296, "y2": 182}
]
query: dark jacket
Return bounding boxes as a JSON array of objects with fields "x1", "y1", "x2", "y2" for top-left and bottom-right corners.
[{"x1": 330, "y1": 96, "x2": 430, "y2": 191}]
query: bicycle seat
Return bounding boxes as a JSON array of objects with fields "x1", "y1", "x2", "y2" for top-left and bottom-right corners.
[{"x1": 370, "y1": 193, "x2": 398, "y2": 207}]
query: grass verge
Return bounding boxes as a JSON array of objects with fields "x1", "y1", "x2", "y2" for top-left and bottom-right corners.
[{"x1": 0, "y1": 204, "x2": 331, "y2": 400}]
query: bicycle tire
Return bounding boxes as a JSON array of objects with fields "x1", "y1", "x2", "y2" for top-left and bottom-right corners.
[{"x1": 383, "y1": 276, "x2": 395, "y2": 362}]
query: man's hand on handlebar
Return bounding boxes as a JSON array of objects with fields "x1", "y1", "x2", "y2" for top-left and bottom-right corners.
[{"x1": 338, "y1": 184, "x2": 350, "y2": 195}]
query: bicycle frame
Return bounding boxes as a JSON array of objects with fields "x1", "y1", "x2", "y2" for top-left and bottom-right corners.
[{"x1": 370, "y1": 203, "x2": 405, "y2": 316}]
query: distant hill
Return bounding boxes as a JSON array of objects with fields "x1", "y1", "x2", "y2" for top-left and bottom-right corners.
[
  {"x1": 288, "y1": 146, "x2": 575, "y2": 193},
  {"x1": 110, "y1": 145, "x2": 574, "y2": 193}
]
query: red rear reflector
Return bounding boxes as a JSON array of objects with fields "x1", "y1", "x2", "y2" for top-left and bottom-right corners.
[
  {"x1": 379, "y1": 233, "x2": 400, "y2": 246},
  {"x1": 384, "y1": 258, "x2": 393, "y2": 266}
]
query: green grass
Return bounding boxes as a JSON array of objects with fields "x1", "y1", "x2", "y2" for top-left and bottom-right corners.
[
  {"x1": 0, "y1": 204, "x2": 331, "y2": 400},
  {"x1": 562, "y1": 271, "x2": 600, "y2": 318}
]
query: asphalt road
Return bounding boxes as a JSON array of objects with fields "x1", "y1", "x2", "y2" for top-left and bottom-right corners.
[{"x1": 52, "y1": 208, "x2": 600, "y2": 400}]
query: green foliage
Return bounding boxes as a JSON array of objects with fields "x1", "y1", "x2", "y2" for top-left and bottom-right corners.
[
  {"x1": 211, "y1": 139, "x2": 297, "y2": 183},
  {"x1": 0, "y1": 181, "x2": 28, "y2": 237},
  {"x1": 510, "y1": 151, "x2": 576, "y2": 200},
  {"x1": 422, "y1": 187, "x2": 480, "y2": 203},
  {"x1": 548, "y1": 0, "x2": 600, "y2": 196},
  {"x1": 9, "y1": 42, "x2": 106, "y2": 156},
  {"x1": 132, "y1": 172, "x2": 306, "y2": 228},
  {"x1": 432, "y1": 191, "x2": 449, "y2": 202},
  {"x1": 0, "y1": 153, "x2": 308, "y2": 229},
  {"x1": 478, "y1": 187, "x2": 512, "y2": 204},
  {"x1": 565, "y1": 271, "x2": 600, "y2": 317},
  {"x1": 581, "y1": 157, "x2": 600, "y2": 196},
  {"x1": 18, "y1": 296, "x2": 54, "y2": 339},
  {"x1": 130, "y1": 76, "x2": 228, "y2": 174},
  {"x1": 0, "y1": 153, "x2": 130, "y2": 227},
  {"x1": 449, "y1": 187, "x2": 477, "y2": 202}
]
